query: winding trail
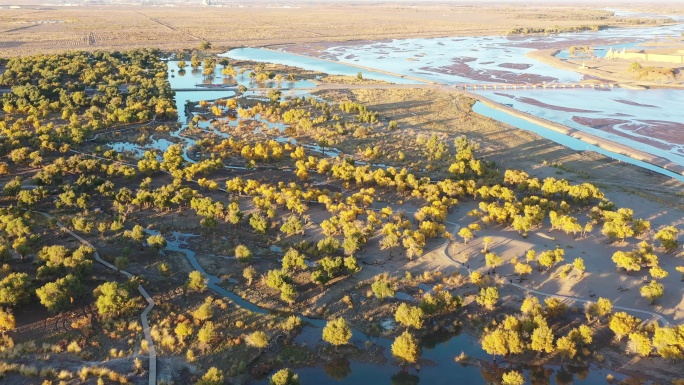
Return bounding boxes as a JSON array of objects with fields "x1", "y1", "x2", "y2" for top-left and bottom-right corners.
[{"x1": 31, "y1": 211, "x2": 157, "y2": 385}]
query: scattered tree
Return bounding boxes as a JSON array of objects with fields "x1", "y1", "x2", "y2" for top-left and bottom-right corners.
[
  {"x1": 322, "y1": 317, "x2": 352, "y2": 348},
  {"x1": 187, "y1": 270, "x2": 208, "y2": 292},
  {"x1": 246, "y1": 331, "x2": 269, "y2": 348},
  {"x1": 394, "y1": 303, "x2": 424, "y2": 330},
  {"x1": 392, "y1": 330, "x2": 421, "y2": 365},
  {"x1": 270, "y1": 368, "x2": 301, "y2": 385},
  {"x1": 502, "y1": 371, "x2": 525, "y2": 385}
]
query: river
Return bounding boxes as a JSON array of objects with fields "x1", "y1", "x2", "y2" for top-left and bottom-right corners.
[{"x1": 220, "y1": 18, "x2": 684, "y2": 181}]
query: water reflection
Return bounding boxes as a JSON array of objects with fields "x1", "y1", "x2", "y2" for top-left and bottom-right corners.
[
  {"x1": 323, "y1": 358, "x2": 352, "y2": 380},
  {"x1": 390, "y1": 371, "x2": 420, "y2": 385}
]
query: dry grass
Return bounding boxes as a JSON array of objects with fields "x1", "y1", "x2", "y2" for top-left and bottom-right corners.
[{"x1": 0, "y1": 3, "x2": 679, "y2": 57}]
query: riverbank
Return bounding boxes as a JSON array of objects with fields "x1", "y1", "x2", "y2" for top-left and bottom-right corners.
[{"x1": 221, "y1": 47, "x2": 684, "y2": 180}]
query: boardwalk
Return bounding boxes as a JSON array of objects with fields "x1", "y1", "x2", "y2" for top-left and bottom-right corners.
[{"x1": 32, "y1": 211, "x2": 158, "y2": 385}]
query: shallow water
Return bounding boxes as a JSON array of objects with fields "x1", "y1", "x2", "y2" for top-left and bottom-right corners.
[
  {"x1": 167, "y1": 61, "x2": 317, "y2": 90},
  {"x1": 223, "y1": 48, "x2": 419, "y2": 84},
  {"x1": 158, "y1": 232, "x2": 630, "y2": 385}
]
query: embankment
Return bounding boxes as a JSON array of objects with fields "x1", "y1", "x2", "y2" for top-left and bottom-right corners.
[{"x1": 464, "y1": 90, "x2": 684, "y2": 177}]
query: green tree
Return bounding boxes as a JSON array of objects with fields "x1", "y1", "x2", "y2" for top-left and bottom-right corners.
[
  {"x1": 234, "y1": 244, "x2": 252, "y2": 264},
  {"x1": 322, "y1": 317, "x2": 352, "y2": 348},
  {"x1": 280, "y1": 282, "x2": 297, "y2": 305},
  {"x1": 36, "y1": 274, "x2": 82, "y2": 313},
  {"x1": 502, "y1": 371, "x2": 525, "y2": 385},
  {"x1": 371, "y1": 277, "x2": 395, "y2": 299},
  {"x1": 246, "y1": 331, "x2": 269, "y2": 348},
  {"x1": 93, "y1": 281, "x2": 131, "y2": 317},
  {"x1": 419, "y1": 287, "x2": 462, "y2": 315},
  {"x1": 280, "y1": 215, "x2": 304, "y2": 237},
  {"x1": 0, "y1": 273, "x2": 31, "y2": 307},
  {"x1": 187, "y1": 270, "x2": 207, "y2": 292},
  {"x1": 268, "y1": 89, "x2": 282, "y2": 103},
  {"x1": 196, "y1": 367, "x2": 223, "y2": 385},
  {"x1": 282, "y1": 249, "x2": 307, "y2": 271},
  {"x1": 266, "y1": 269, "x2": 289, "y2": 290},
  {"x1": 394, "y1": 303, "x2": 424, "y2": 330},
  {"x1": 392, "y1": 330, "x2": 420, "y2": 365},
  {"x1": 476, "y1": 286, "x2": 499, "y2": 310},
  {"x1": 270, "y1": 368, "x2": 301, "y2": 385},
  {"x1": 640, "y1": 280, "x2": 664, "y2": 304},
  {"x1": 199, "y1": 41, "x2": 212, "y2": 50}
]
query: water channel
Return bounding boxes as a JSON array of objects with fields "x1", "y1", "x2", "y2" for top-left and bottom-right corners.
[
  {"x1": 159, "y1": 232, "x2": 631, "y2": 385},
  {"x1": 119, "y1": 20, "x2": 679, "y2": 382}
]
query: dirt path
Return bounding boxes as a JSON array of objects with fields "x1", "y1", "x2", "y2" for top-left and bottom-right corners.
[{"x1": 436, "y1": 223, "x2": 673, "y2": 326}]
